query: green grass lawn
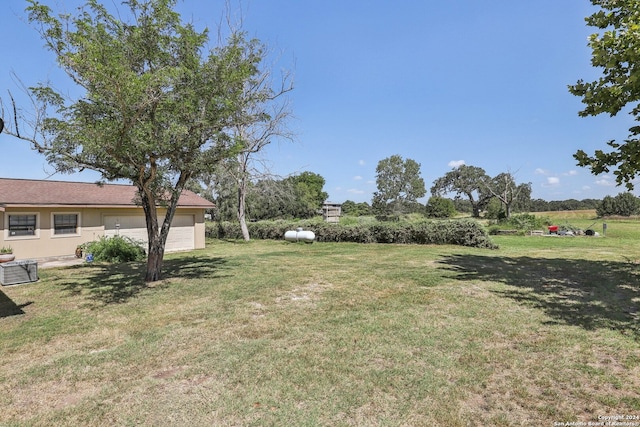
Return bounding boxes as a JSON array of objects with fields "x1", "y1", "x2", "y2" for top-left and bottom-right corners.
[{"x1": 1, "y1": 219, "x2": 639, "y2": 426}]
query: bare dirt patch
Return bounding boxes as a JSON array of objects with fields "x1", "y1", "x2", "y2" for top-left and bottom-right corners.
[{"x1": 275, "y1": 281, "x2": 333, "y2": 306}]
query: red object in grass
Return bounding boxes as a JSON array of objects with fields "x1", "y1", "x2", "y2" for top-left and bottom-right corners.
[{"x1": 548, "y1": 225, "x2": 558, "y2": 233}]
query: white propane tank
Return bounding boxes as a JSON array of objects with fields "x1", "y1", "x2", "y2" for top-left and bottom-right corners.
[{"x1": 284, "y1": 227, "x2": 316, "y2": 243}]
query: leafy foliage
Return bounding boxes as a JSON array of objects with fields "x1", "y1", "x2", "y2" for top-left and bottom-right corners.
[
  {"x1": 341, "y1": 200, "x2": 372, "y2": 216},
  {"x1": 485, "y1": 173, "x2": 532, "y2": 218},
  {"x1": 207, "y1": 218, "x2": 498, "y2": 249},
  {"x1": 372, "y1": 155, "x2": 426, "y2": 218},
  {"x1": 432, "y1": 166, "x2": 531, "y2": 218},
  {"x1": 596, "y1": 192, "x2": 640, "y2": 217},
  {"x1": 284, "y1": 172, "x2": 329, "y2": 218},
  {"x1": 431, "y1": 165, "x2": 492, "y2": 218},
  {"x1": 569, "y1": 0, "x2": 640, "y2": 189},
  {"x1": 208, "y1": 171, "x2": 327, "y2": 221},
  {"x1": 4, "y1": 0, "x2": 276, "y2": 281},
  {"x1": 83, "y1": 236, "x2": 146, "y2": 263},
  {"x1": 425, "y1": 196, "x2": 456, "y2": 218},
  {"x1": 484, "y1": 198, "x2": 507, "y2": 220},
  {"x1": 528, "y1": 198, "x2": 601, "y2": 212},
  {"x1": 487, "y1": 213, "x2": 552, "y2": 235}
]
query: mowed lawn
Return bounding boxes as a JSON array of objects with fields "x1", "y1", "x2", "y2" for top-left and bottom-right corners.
[{"x1": 1, "y1": 219, "x2": 639, "y2": 426}]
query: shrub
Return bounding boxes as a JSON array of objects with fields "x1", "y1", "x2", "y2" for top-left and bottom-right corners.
[
  {"x1": 425, "y1": 196, "x2": 456, "y2": 218},
  {"x1": 484, "y1": 198, "x2": 506, "y2": 220},
  {"x1": 404, "y1": 219, "x2": 497, "y2": 248},
  {"x1": 507, "y1": 213, "x2": 546, "y2": 230},
  {"x1": 207, "y1": 219, "x2": 497, "y2": 249},
  {"x1": 597, "y1": 192, "x2": 640, "y2": 217},
  {"x1": 83, "y1": 236, "x2": 146, "y2": 263},
  {"x1": 489, "y1": 213, "x2": 551, "y2": 233}
]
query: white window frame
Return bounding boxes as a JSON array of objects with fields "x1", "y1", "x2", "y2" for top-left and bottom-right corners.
[
  {"x1": 5, "y1": 212, "x2": 40, "y2": 240},
  {"x1": 51, "y1": 212, "x2": 81, "y2": 238}
]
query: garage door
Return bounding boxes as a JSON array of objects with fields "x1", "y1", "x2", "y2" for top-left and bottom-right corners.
[{"x1": 104, "y1": 215, "x2": 195, "y2": 252}]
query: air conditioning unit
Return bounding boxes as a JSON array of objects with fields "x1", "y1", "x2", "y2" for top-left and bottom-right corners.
[{"x1": 0, "y1": 260, "x2": 38, "y2": 286}]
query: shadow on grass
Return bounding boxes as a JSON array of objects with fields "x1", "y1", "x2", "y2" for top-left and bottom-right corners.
[
  {"x1": 55, "y1": 256, "x2": 229, "y2": 306},
  {"x1": 0, "y1": 290, "x2": 32, "y2": 318},
  {"x1": 438, "y1": 254, "x2": 640, "y2": 338}
]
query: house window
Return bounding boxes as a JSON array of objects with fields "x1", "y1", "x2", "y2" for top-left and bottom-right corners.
[
  {"x1": 54, "y1": 214, "x2": 79, "y2": 235},
  {"x1": 8, "y1": 214, "x2": 37, "y2": 236}
]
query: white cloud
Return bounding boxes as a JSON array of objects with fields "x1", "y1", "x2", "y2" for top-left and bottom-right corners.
[
  {"x1": 535, "y1": 168, "x2": 548, "y2": 175},
  {"x1": 564, "y1": 170, "x2": 578, "y2": 176},
  {"x1": 347, "y1": 188, "x2": 365, "y2": 194},
  {"x1": 366, "y1": 180, "x2": 375, "y2": 185},
  {"x1": 358, "y1": 160, "x2": 365, "y2": 166},
  {"x1": 547, "y1": 177, "x2": 560, "y2": 185},
  {"x1": 582, "y1": 185, "x2": 591, "y2": 191},
  {"x1": 448, "y1": 160, "x2": 465, "y2": 168},
  {"x1": 353, "y1": 175, "x2": 363, "y2": 181},
  {"x1": 595, "y1": 177, "x2": 615, "y2": 186}
]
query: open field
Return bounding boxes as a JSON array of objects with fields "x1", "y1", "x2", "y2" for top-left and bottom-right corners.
[
  {"x1": 1, "y1": 218, "x2": 639, "y2": 426},
  {"x1": 534, "y1": 209, "x2": 598, "y2": 221}
]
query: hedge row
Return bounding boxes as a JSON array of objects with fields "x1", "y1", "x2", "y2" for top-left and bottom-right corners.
[{"x1": 206, "y1": 219, "x2": 498, "y2": 249}]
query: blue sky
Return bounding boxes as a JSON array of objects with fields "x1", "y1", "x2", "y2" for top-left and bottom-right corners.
[{"x1": 1, "y1": 0, "x2": 636, "y2": 203}]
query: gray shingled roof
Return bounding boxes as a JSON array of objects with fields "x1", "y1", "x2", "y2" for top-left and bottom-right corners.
[{"x1": 0, "y1": 178, "x2": 214, "y2": 208}]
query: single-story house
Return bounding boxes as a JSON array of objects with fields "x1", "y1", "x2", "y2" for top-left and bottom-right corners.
[{"x1": 0, "y1": 178, "x2": 214, "y2": 259}]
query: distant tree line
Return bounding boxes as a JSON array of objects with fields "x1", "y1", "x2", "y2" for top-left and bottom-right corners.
[
  {"x1": 342, "y1": 195, "x2": 636, "y2": 218},
  {"x1": 342, "y1": 155, "x2": 639, "y2": 219},
  {"x1": 527, "y1": 198, "x2": 600, "y2": 212},
  {"x1": 368, "y1": 156, "x2": 533, "y2": 220},
  {"x1": 597, "y1": 193, "x2": 640, "y2": 217},
  {"x1": 202, "y1": 153, "x2": 640, "y2": 224}
]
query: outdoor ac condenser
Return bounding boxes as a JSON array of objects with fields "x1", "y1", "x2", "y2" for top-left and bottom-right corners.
[{"x1": 0, "y1": 260, "x2": 38, "y2": 286}]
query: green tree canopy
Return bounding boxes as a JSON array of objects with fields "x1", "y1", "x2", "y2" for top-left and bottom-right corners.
[
  {"x1": 485, "y1": 172, "x2": 532, "y2": 218},
  {"x1": 431, "y1": 165, "x2": 492, "y2": 218},
  {"x1": 1, "y1": 0, "x2": 275, "y2": 281},
  {"x1": 211, "y1": 171, "x2": 328, "y2": 221},
  {"x1": 372, "y1": 154, "x2": 426, "y2": 218},
  {"x1": 596, "y1": 192, "x2": 640, "y2": 217},
  {"x1": 284, "y1": 171, "x2": 329, "y2": 218},
  {"x1": 245, "y1": 178, "x2": 295, "y2": 220},
  {"x1": 569, "y1": 0, "x2": 640, "y2": 189},
  {"x1": 425, "y1": 196, "x2": 455, "y2": 218},
  {"x1": 342, "y1": 200, "x2": 371, "y2": 216}
]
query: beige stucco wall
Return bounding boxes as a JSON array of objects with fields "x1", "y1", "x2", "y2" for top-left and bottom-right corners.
[
  {"x1": 192, "y1": 209, "x2": 207, "y2": 250},
  {"x1": 0, "y1": 207, "x2": 207, "y2": 260}
]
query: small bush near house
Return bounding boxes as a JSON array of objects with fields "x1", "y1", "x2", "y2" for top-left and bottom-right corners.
[{"x1": 83, "y1": 236, "x2": 146, "y2": 263}]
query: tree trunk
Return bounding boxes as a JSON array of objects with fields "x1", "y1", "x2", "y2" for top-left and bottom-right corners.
[
  {"x1": 238, "y1": 177, "x2": 250, "y2": 241},
  {"x1": 141, "y1": 196, "x2": 165, "y2": 282},
  {"x1": 145, "y1": 237, "x2": 165, "y2": 282},
  {"x1": 139, "y1": 181, "x2": 174, "y2": 282}
]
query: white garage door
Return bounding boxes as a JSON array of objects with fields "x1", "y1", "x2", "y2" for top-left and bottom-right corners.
[{"x1": 104, "y1": 215, "x2": 195, "y2": 252}]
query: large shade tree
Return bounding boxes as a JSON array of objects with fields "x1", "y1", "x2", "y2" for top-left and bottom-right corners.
[
  {"x1": 431, "y1": 165, "x2": 492, "y2": 218},
  {"x1": 0, "y1": 0, "x2": 273, "y2": 281},
  {"x1": 569, "y1": 0, "x2": 640, "y2": 189},
  {"x1": 372, "y1": 154, "x2": 426, "y2": 217},
  {"x1": 285, "y1": 172, "x2": 329, "y2": 218},
  {"x1": 484, "y1": 172, "x2": 532, "y2": 218}
]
